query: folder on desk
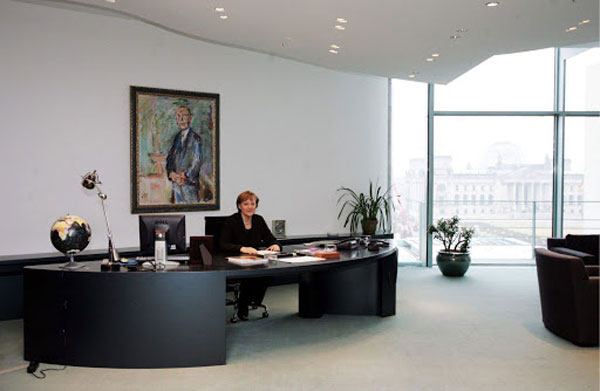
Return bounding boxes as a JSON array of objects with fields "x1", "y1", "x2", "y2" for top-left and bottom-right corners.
[
  {"x1": 190, "y1": 236, "x2": 214, "y2": 265},
  {"x1": 277, "y1": 256, "x2": 323, "y2": 263}
]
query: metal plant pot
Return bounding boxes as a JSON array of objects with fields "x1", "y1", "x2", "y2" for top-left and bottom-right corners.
[
  {"x1": 361, "y1": 218, "x2": 378, "y2": 235},
  {"x1": 436, "y1": 251, "x2": 471, "y2": 277}
]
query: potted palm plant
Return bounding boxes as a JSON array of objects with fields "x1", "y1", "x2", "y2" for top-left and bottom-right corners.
[
  {"x1": 337, "y1": 181, "x2": 392, "y2": 235},
  {"x1": 428, "y1": 216, "x2": 475, "y2": 277}
]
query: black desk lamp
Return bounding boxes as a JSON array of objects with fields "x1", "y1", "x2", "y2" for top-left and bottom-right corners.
[{"x1": 81, "y1": 170, "x2": 121, "y2": 264}]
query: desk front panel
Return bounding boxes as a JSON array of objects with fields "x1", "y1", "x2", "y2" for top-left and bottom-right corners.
[{"x1": 24, "y1": 269, "x2": 226, "y2": 368}]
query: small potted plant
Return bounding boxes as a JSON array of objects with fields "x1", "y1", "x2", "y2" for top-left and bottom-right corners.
[
  {"x1": 337, "y1": 181, "x2": 393, "y2": 235},
  {"x1": 428, "y1": 216, "x2": 475, "y2": 277}
]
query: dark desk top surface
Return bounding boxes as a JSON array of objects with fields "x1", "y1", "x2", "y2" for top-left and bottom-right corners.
[
  {"x1": 1, "y1": 233, "x2": 392, "y2": 273},
  {"x1": 25, "y1": 245, "x2": 397, "y2": 278}
]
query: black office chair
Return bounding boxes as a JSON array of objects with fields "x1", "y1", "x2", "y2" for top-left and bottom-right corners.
[{"x1": 204, "y1": 216, "x2": 269, "y2": 323}]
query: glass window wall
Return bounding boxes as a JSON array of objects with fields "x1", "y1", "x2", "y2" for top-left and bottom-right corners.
[
  {"x1": 390, "y1": 79, "x2": 428, "y2": 264},
  {"x1": 565, "y1": 47, "x2": 600, "y2": 111},
  {"x1": 563, "y1": 117, "x2": 600, "y2": 234},
  {"x1": 434, "y1": 48, "x2": 554, "y2": 111},
  {"x1": 392, "y1": 45, "x2": 599, "y2": 266},
  {"x1": 433, "y1": 117, "x2": 553, "y2": 264}
]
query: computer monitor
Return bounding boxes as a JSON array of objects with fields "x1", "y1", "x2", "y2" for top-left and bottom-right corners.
[{"x1": 139, "y1": 214, "x2": 186, "y2": 255}]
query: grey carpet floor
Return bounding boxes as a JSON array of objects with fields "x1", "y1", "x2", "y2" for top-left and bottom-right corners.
[{"x1": 0, "y1": 266, "x2": 598, "y2": 391}]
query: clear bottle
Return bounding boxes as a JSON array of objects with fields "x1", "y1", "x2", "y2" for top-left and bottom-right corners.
[{"x1": 155, "y1": 231, "x2": 167, "y2": 269}]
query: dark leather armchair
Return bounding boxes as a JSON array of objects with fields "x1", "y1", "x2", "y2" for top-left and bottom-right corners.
[
  {"x1": 547, "y1": 234, "x2": 599, "y2": 265},
  {"x1": 534, "y1": 248, "x2": 599, "y2": 346}
]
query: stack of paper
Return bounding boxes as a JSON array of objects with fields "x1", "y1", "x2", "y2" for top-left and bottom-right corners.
[
  {"x1": 303, "y1": 240, "x2": 337, "y2": 247},
  {"x1": 277, "y1": 256, "x2": 323, "y2": 263},
  {"x1": 227, "y1": 256, "x2": 269, "y2": 266},
  {"x1": 256, "y1": 250, "x2": 279, "y2": 256}
]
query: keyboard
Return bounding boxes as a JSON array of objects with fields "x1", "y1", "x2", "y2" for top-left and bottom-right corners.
[
  {"x1": 168, "y1": 255, "x2": 190, "y2": 261},
  {"x1": 135, "y1": 255, "x2": 190, "y2": 262}
]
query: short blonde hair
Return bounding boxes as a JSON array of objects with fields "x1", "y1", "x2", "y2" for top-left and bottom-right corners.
[{"x1": 236, "y1": 191, "x2": 259, "y2": 211}]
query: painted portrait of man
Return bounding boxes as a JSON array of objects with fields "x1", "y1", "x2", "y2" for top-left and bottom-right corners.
[
  {"x1": 131, "y1": 86, "x2": 219, "y2": 213},
  {"x1": 166, "y1": 106, "x2": 203, "y2": 204}
]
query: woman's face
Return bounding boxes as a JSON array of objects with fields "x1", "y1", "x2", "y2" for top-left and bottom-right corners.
[{"x1": 238, "y1": 197, "x2": 257, "y2": 218}]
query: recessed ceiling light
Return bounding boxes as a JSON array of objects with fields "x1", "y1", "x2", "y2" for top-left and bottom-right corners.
[
  {"x1": 330, "y1": 44, "x2": 340, "y2": 49},
  {"x1": 220, "y1": 15, "x2": 228, "y2": 20},
  {"x1": 408, "y1": 74, "x2": 416, "y2": 78},
  {"x1": 578, "y1": 19, "x2": 591, "y2": 25},
  {"x1": 456, "y1": 28, "x2": 468, "y2": 33},
  {"x1": 426, "y1": 58, "x2": 434, "y2": 62},
  {"x1": 335, "y1": 25, "x2": 346, "y2": 30},
  {"x1": 106, "y1": 0, "x2": 116, "y2": 3},
  {"x1": 432, "y1": 53, "x2": 440, "y2": 57},
  {"x1": 215, "y1": 7, "x2": 225, "y2": 12},
  {"x1": 486, "y1": 2, "x2": 500, "y2": 7},
  {"x1": 336, "y1": 18, "x2": 348, "y2": 23},
  {"x1": 565, "y1": 26, "x2": 577, "y2": 32},
  {"x1": 450, "y1": 35, "x2": 461, "y2": 39},
  {"x1": 329, "y1": 49, "x2": 339, "y2": 54}
]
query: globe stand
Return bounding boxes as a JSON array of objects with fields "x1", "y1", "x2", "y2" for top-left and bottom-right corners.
[{"x1": 60, "y1": 251, "x2": 85, "y2": 269}]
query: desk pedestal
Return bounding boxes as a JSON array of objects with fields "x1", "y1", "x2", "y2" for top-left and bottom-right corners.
[
  {"x1": 24, "y1": 269, "x2": 226, "y2": 368},
  {"x1": 299, "y1": 250, "x2": 397, "y2": 318}
]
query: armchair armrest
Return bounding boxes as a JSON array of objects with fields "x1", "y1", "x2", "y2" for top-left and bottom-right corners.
[
  {"x1": 549, "y1": 247, "x2": 597, "y2": 265},
  {"x1": 586, "y1": 266, "x2": 600, "y2": 277}
]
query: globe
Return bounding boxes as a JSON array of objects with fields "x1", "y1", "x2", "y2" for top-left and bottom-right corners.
[{"x1": 50, "y1": 215, "x2": 92, "y2": 254}]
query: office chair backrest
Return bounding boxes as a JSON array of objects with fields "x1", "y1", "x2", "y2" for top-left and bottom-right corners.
[{"x1": 204, "y1": 216, "x2": 229, "y2": 252}]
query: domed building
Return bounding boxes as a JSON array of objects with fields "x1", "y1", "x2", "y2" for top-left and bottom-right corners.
[{"x1": 482, "y1": 142, "x2": 523, "y2": 169}]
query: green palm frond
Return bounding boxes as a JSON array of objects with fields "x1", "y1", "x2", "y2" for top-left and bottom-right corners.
[{"x1": 336, "y1": 180, "x2": 394, "y2": 234}]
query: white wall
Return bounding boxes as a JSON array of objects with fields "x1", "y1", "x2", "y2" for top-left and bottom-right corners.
[{"x1": 0, "y1": 1, "x2": 388, "y2": 256}]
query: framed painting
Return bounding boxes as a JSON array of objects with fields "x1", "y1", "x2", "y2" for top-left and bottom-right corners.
[{"x1": 130, "y1": 86, "x2": 219, "y2": 213}]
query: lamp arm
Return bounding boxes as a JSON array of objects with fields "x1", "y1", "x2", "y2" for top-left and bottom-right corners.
[
  {"x1": 96, "y1": 184, "x2": 120, "y2": 263},
  {"x1": 81, "y1": 170, "x2": 120, "y2": 263},
  {"x1": 99, "y1": 193, "x2": 113, "y2": 241}
]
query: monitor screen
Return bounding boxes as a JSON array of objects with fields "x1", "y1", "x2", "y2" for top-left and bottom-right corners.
[{"x1": 139, "y1": 214, "x2": 186, "y2": 255}]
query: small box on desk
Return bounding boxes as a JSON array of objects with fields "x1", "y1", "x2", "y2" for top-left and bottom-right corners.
[{"x1": 315, "y1": 251, "x2": 340, "y2": 260}]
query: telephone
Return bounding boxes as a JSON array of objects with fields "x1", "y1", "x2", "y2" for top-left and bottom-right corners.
[
  {"x1": 367, "y1": 240, "x2": 390, "y2": 251},
  {"x1": 368, "y1": 239, "x2": 390, "y2": 247},
  {"x1": 335, "y1": 238, "x2": 359, "y2": 250},
  {"x1": 335, "y1": 238, "x2": 390, "y2": 251}
]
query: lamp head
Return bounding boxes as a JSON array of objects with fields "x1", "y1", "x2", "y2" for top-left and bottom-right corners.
[{"x1": 81, "y1": 170, "x2": 100, "y2": 190}]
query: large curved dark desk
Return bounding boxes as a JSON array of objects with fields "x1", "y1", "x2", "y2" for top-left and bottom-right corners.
[{"x1": 24, "y1": 246, "x2": 397, "y2": 368}]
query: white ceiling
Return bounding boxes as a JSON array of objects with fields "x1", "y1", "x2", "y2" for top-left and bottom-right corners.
[{"x1": 21, "y1": 0, "x2": 600, "y2": 84}]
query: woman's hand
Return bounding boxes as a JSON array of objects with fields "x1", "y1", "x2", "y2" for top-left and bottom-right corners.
[
  {"x1": 266, "y1": 244, "x2": 281, "y2": 252},
  {"x1": 240, "y1": 246, "x2": 258, "y2": 255}
]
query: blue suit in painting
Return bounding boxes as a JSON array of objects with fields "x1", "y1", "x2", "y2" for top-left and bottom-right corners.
[{"x1": 166, "y1": 128, "x2": 203, "y2": 204}]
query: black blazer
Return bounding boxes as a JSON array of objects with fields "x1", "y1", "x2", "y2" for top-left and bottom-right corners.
[{"x1": 219, "y1": 212, "x2": 280, "y2": 253}]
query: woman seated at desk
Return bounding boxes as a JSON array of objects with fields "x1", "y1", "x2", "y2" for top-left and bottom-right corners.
[{"x1": 220, "y1": 190, "x2": 281, "y2": 320}]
